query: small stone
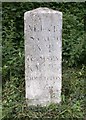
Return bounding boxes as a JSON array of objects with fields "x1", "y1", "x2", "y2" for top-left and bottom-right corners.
[{"x1": 24, "y1": 7, "x2": 62, "y2": 106}]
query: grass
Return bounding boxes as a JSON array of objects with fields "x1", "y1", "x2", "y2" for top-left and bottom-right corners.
[
  {"x1": 0, "y1": 86, "x2": 2, "y2": 120},
  {"x1": 2, "y1": 2, "x2": 85, "y2": 120},
  {"x1": 2, "y1": 65, "x2": 85, "y2": 120}
]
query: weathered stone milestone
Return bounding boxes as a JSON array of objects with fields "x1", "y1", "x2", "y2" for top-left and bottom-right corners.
[{"x1": 24, "y1": 7, "x2": 62, "y2": 106}]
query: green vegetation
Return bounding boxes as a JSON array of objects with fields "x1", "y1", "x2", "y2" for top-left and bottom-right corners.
[
  {"x1": 2, "y1": 2, "x2": 85, "y2": 120},
  {"x1": 0, "y1": 86, "x2": 2, "y2": 119}
]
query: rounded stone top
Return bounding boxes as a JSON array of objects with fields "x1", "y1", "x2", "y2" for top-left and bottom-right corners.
[{"x1": 24, "y1": 7, "x2": 62, "y2": 17}]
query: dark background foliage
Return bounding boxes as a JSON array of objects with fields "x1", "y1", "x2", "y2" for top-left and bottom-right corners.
[{"x1": 2, "y1": 2, "x2": 86, "y2": 120}]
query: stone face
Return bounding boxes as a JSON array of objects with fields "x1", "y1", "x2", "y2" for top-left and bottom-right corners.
[{"x1": 24, "y1": 7, "x2": 62, "y2": 106}]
